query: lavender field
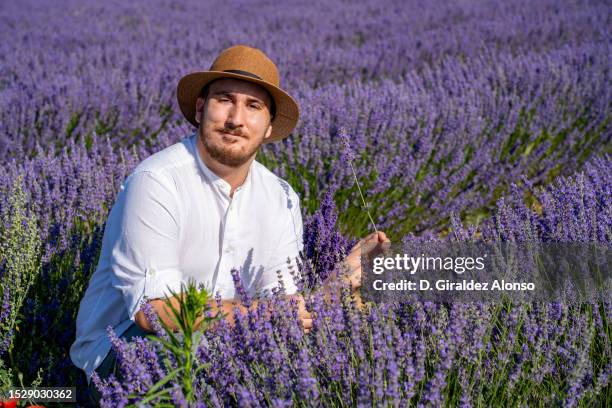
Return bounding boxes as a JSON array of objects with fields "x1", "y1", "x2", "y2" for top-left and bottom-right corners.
[{"x1": 0, "y1": 0, "x2": 611, "y2": 406}]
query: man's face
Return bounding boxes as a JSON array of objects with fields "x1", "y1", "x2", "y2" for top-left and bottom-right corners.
[{"x1": 195, "y1": 78, "x2": 273, "y2": 167}]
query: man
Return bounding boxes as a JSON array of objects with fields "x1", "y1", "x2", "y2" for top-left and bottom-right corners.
[{"x1": 70, "y1": 44, "x2": 389, "y2": 403}]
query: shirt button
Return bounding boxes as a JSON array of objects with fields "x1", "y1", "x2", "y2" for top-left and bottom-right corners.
[
  {"x1": 149, "y1": 268, "x2": 156, "y2": 277},
  {"x1": 224, "y1": 246, "x2": 233, "y2": 253}
]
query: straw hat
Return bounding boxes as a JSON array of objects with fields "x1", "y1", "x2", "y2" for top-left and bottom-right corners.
[{"x1": 177, "y1": 45, "x2": 300, "y2": 143}]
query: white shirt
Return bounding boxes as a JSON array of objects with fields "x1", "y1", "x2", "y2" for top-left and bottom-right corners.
[{"x1": 70, "y1": 133, "x2": 303, "y2": 381}]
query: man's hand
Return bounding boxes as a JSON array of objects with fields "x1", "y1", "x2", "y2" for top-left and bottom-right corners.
[
  {"x1": 135, "y1": 294, "x2": 314, "y2": 334},
  {"x1": 344, "y1": 231, "x2": 391, "y2": 291},
  {"x1": 296, "y1": 295, "x2": 313, "y2": 334}
]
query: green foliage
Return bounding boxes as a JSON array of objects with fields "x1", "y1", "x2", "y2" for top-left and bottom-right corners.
[
  {"x1": 65, "y1": 111, "x2": 82, "y2": 139},
  {"x1": 0, "y1": 175, "x2": 41, "y2": 357},
  {"x1": 0, "y1": 359, "x2": 13, "y2": 400},
  {"x1": 127, "y1": 280, "x2": 219, "y2": 407}
]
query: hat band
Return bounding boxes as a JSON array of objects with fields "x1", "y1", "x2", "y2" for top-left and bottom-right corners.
[{"x1": 222, "y1": 69, "x2": 263, "y2": 80}]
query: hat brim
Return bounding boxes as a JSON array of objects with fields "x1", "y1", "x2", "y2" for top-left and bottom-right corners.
[{"x1": 177, "y1": 71, "x2": 299, "y2": 143}]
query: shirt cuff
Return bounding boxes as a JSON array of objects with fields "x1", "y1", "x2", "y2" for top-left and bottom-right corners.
[{"x1": 123, "y1": 267, "x2": 183, "y2": 319}]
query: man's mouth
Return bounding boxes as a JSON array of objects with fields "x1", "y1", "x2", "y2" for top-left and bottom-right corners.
[{"x1": 219, "y1": 131, "x2": 244, "y2": 140}]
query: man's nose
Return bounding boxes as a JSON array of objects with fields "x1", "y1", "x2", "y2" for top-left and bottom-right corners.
[{"x1": 225, "y1": 101, "x2": 246, "y2": 129}]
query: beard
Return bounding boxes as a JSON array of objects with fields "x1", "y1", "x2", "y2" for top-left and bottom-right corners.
[{"x1": 199, "y1": 124, "x2": 264, "y2": 167}]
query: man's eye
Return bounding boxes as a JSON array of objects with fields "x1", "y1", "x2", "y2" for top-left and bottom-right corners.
[{"x1": 249, "y1": 104, "x2": 261, "y2": 109}]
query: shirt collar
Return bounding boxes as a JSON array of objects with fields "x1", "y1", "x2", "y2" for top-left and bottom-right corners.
[{"x1": 190, "y1": 133, "x2": 253, "y2": 194}]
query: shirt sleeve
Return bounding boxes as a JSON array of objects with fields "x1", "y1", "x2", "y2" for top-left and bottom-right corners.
[
  {"x1": 259, "y1": 190, "x2": 304, "y2": 296},
  {"x1": 108, "y1": 171, "x2": 183, "y2": 320}
]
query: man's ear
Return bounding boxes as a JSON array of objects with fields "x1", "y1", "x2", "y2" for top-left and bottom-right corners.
[
  {"x1": 264, "y1": 123, "x2": 272, "y2": 140},
  {"x1": 195, "y1": 97, "x2": 205, "y2": 124}
]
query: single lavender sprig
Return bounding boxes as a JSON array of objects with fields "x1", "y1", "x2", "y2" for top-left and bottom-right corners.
[{"x1": 338, "y1": 127, "x2": 379, "y2": 233}]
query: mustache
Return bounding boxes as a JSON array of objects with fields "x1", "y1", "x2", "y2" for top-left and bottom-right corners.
[{"x1": 219, "y1": 128, "x2": 245, "y2": 137}]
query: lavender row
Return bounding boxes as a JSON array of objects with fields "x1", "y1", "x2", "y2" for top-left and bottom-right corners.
[
  {"x1": 1, "y1": 0, "x2": 609, "y2": 156},
  {"x1": 95, "y1": 296, "x2": 611, "y2": 406},
  {"x1": 263, "y1": 40, "x2": 611, "y2": 236},
  {"x1": 479, "y1": 154, "x2": 612, "y2": 243}
]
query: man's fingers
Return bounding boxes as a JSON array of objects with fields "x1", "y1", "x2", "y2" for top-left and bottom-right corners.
[
  {"x1": 298, "y1": 310, "x2": 312, "y2": 319},
  {"x1": 377, "y1": 231, "x2": 391, "y2": 243},
  {"x1": 354, "y1": 232, "x2": 379, "y2": 248},
  {"x1": 346, "y1": 231, "x2": 391, "y2": 277},
  {"x1": 354, "y1": 231, "x2": 390, "y2": 246},
  {"x1": 363, "y1": 231, "x2": 390, "y2": 247},
  {"x1": 364, "y1": 232, "x2": 380, "y2": 244},
  {"x1": 297, "y1": 299, "x2": 312, "y2": 319},
  {"x1": 349, "y1": 233, "x2": 379, "y2": 257},
  {"x1": 296, "y1": 296, "x2": 313, "y2": 333}
]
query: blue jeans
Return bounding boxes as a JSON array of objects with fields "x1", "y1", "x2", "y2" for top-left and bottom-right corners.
[{"x1": 87, "y1": 323, "x2": 150, "y2": 406}]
